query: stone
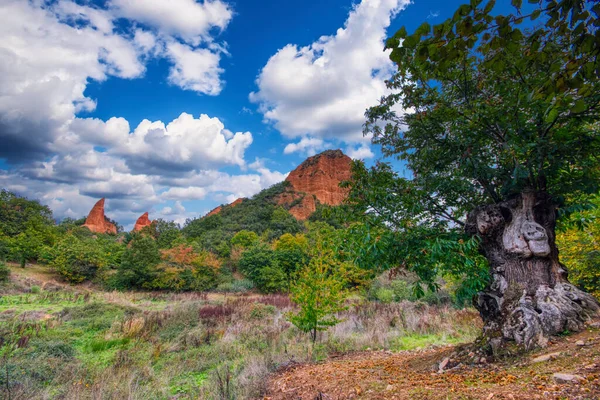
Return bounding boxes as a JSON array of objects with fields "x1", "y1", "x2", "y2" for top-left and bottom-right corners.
[
  {"x1": 277, "y1": 149, "x2": 352, "y2": 220},
  {"x1": 531, "y1": 352, "x2": 561, "y2": 363},
  {"x1": 553, "y1": 373, "x2": 585, "y2": 384},
  {"x1": 576, "y1": 340, "x2": 585, "y2": 346},
  {"x1": 133, "y1": 212, "x2": 153, "y2": 232},
  {"x1": 82, "y1": 198, "x2": 117, "y2": 235}
]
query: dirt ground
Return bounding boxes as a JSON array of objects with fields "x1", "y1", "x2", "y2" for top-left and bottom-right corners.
[{"x1": 264, "y1": 322, "x2": 600, "y2": 400}]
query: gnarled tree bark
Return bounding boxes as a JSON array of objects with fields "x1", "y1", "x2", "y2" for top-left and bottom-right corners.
[{"x1": 466, "y1": 190, "x2": 598, "y2": 352}]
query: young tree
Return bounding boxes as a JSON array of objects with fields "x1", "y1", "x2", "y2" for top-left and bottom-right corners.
[
  {"x1": 353, "y1": 0, "x2": 600, "y2": 351},
  {"x1": 287, "y1": 242, "x2": 348, "y2": 344}
]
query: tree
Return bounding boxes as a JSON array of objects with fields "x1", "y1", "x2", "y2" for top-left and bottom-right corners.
[
  {"x1": 113, "y1": 236, "x2": 161, "y2": 289},
  {"x1": 557, "y1": 194, "x2": 600, "y2": 297},
  {"x1": 287, "y1": 243, "x2": 348, "y2": 343},
  {"x1": 354, "y1": 0, "x2": 600, "y2": 352},
  {"x1": 238, "y1": 243, "x2": 286, "y2": 293},
  {"x1": 274, "y1": 233, "x2": 310, "y2": 291},
  {"x1": 230, "y1": 230, "x2": 259, "y2": 248}
]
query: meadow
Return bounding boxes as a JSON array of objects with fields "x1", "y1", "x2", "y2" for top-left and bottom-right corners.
[{"x1": 0, "y1": 264, "x2": 480, "y2": 400}]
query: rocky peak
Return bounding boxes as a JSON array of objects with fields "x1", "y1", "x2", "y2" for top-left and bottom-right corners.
[
  {"x1": 280, "y1": 149, "x2": 353, "y2": 220},
  {"x1": 133, "y1": 212, "x2": 153, "y2": 232},
  {"x1": 82, "y1": 198, "x2": 117, "y2": 235}
]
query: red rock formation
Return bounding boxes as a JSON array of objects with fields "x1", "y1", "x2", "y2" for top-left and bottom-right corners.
[
  {"x1": 133, "y1": 212, "x2": 153, "y2": 232},
  {"x1": 82, "y1": 198, "x2": 117, "y2": 234},
  {"x1": 278, "y1": 149, "x2": 353, "y2": 220},
  {"x1": 205, "y1": 197, "x2": 244, "y2": 217}
]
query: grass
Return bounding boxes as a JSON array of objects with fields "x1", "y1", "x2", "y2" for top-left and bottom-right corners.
[{"x1": 0, "y1": 265, "x2": 481, "y2": 399}]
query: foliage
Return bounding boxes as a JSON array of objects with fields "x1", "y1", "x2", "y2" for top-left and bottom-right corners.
[
  {"x1": 152, "y1": 219, "x2": 183, "y2": 249},
  {"x1": 557, "y1": 194, "x2": 600, "y2": 297},
  {"x1": 48, "y1": 234, "x2": 109, "y2": 283},
  {"x1": 274, "y1": 233, "x2": 310, "y2": 290},
  {"x1": 182, "y1": 182, "x2": 302, "y2": 252},
  {"x1": 0, "y1": 261, "x2": 9, "y2": 282},
  {"x1": 238, "y1": 244, "x2": 286, "y2": 293},
  {"x1": 287, "y1": 243, "x2": 349, "y2": 343},
  {"x1": 111, "y1": 236, "x2": 162, "y2": 289},
  {"x1": 0, "y1": 190, "x2": 54, "y2": 237},
  {"x1": 230, "y1": 230, "x2": 259, "y2": 248},
  {"x1": 345, "y1": 0, "x2": 599, "y2": 298}
]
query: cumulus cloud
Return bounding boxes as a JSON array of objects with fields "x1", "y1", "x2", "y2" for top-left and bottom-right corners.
[
  {"x1": 283, "y1": 137, "x2": 330, "y2": 156},
  {"x1": 0, "y1": 0, "x2": 231, "y2": 164},
  {"x1": 346, "y1": 144, "x2": 375, "y2": 160},
  {"x1": 110, "y1": 0, "x2": 232, "y2": 45},
  {"x1": 166, "y1": 42, "x2": 224, "y2": 95},
  {"x1": 250, "y1": 0, "x2": 409, "y2": 142},
  {"x1": 0, "y1": 0, "x2": 279, "y2": 226}
]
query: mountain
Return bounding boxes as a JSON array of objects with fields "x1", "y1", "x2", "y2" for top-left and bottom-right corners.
[
  {"x1": 206, "y1": 149, "x2": 353, "y2": 221},
  {"x1": 183, "y1": 149, "x2": 352, "y2": 252},
  {"x1": 277, "y1": 149, "x2": 352, "y2": 220}
]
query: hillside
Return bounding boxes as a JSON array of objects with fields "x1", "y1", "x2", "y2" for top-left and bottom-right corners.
[{"x1": 182, "y1": 149, "x2": 352, "y2": 251}]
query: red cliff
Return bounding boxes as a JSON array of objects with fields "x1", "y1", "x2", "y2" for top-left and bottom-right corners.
[
  {"x1": 82, "y1": 198, "x2": 117, "y2": 235},
  {"x1": 133, "y1": 212, "x2": 153, "y2": 232},
  {"x1": 279, "y1": 149, "x2": 352, "y2": 220}
]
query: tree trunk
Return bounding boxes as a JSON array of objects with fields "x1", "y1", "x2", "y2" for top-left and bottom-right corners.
[{"x1": 466, "y1": 190, "x2": 598, "y2": 353}]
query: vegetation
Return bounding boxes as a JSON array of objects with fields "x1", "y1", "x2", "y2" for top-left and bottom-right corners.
[
  {"x1": 348, "y1": 0, "x2": 600, "y2": 350},
  {"x1": 287, "y1": 244, "x2": 349, "y2": 343},
  {"x1": 0, "y1": 265, "x2": 480, "y2": 399}
]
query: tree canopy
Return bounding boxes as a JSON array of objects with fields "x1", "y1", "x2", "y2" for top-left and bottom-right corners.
[{"x1": 346, "y1": 0, "x2": 600, "y2": 300}]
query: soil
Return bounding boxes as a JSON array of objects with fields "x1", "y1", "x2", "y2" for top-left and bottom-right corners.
[{"x1": 264, "y1": 322, "x2": 600, "y2": 400}]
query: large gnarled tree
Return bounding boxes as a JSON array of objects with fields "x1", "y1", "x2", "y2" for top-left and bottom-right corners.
[{"x1": 351, "y1": 0, "x2": 600, "y2": 352}]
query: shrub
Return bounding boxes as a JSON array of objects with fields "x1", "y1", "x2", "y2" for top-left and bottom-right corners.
[
  {"x1": 112, "y1": 236, "x2": 161, "y2": 289},
  {"x1": 215, "y1": 279, "x2": 254, "y2": 293},
  {"x1": 0, "y1": 261, "x2": 10, "y2": 282},
  {"x1": 239, "y1": 244, "x2": 287, "y2": 293},
  {"x1": 375, "y1": 287, "x2": 394, "y2": 303},
  {"x1": 50, "y1": 234, "x2": 107, "y2": 283},
  {"x1": 231, "y1": 230, "x2": 259, "y2": 248}
]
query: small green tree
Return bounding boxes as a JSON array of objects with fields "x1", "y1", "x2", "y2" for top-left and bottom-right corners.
[
  {"x1": 230, "y1": 230, "x2": 259, "y2": 248},
  {"x1": 287, "y1": 245, "x2": 348, "y2": 343}
]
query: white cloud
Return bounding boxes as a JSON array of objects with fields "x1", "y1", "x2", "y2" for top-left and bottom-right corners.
[
  {"x1": 166, "y1": 41, "x2": 224, "y2": 95},
  {"x1": 283, "y1": 137, "x2": 330, "y2": 156},
  {"x1": 162, "y1": 187, "x2": 208, "y2": 201},
  {"x1": 346, "y1": 144, "x2": 375, "y2": 160},
  {"x1": 110, "y1": 0, "x2": 232, "y2": 45},
  {"x1": 116, "y1": 113, "x2": 253, "y2": 172},
  {"x1": 250, "y1": 0, "x2": 409, "y2": 142}
]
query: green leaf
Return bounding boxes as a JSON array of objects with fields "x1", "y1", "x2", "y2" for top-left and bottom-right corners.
[
  {"x1": 511, "y1": 0, "x2": 522, "y2": 9},
  {"x1": 394, "y1": 26, "x2": 407, "y2": 39},
  {"x1": 483, "y1": 0, "x2": 495, "y2": 14},
  {"x1": 530, "y1": 9, "x2": 541, "y2": 20},
  {"x1": 571, "y1": 100, "x2": 586, "y2": 114}
]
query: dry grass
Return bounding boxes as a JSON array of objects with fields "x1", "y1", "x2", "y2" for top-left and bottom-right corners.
[{"x1": 1, "y1": 267, "x2": 481, "y2": 400}]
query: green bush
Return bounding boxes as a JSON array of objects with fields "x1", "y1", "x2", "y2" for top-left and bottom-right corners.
[
  {"x1": 239, "y1": 244, "x2": 287, "y2": 293},
  {"x1": 111, "y1": 236, "x2": 161, "y2": 289},
  {"x1": 375, "y1": 287, "x2": 395, "y2": 303},
  {"x1": 49, "y1": 234, "x2": 108, "y2": 283},
  {"x1": 215, "y1": 279, "x2": 254, "y2": 293},
  {"x1": 0, "y1": 261, "x2": 10, "y2": 282}
]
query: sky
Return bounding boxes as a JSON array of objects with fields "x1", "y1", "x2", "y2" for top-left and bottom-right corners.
[{"x1": 0, "y1": 0, "x2": 509, "y2": 229}]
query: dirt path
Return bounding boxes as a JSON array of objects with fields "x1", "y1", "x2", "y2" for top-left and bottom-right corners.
[{"x1": 265, "y1": 324, "x2": 600, "y2": 400}]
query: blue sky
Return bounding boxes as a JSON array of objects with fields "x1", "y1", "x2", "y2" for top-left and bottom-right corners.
[{"x1": 0, "y1": 0, "x2": 513, "y2": 229}]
